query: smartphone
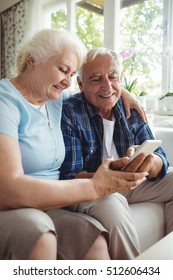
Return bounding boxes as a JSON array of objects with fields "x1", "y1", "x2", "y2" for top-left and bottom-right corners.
[{"x1": 122, "y1": 139, "x2": 162, "y2": 170}]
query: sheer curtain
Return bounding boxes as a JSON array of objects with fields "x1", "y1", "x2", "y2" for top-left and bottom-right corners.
[
  {"x1": 24, "y1": 0, "x2": 42, "y2": 42},
  {"x1": 1, "y1": 0, "x2": 42, "y2": 78}
]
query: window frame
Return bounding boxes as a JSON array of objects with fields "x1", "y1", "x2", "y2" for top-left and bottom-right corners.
[{"x1": 162, "y1": 0, "x2": 173, "y2": 94}]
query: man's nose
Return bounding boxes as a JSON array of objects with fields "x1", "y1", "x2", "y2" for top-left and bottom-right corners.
[{"x1": 102, "y1": 78, "x2": 112, "y2": 90}]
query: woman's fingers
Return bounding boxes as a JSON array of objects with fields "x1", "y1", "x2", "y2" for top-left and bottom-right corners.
[{"x1": 92, "y1": 158, "x2": 148, "y2": 198}]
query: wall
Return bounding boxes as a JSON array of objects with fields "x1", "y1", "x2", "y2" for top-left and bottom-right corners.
[{"x1": 0, "y1": 0, "x2": 21, "y2": 13}]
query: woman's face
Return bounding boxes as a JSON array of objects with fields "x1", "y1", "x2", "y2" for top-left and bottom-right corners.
[{"x1": 31, "y1": 49, "x2": 78, "y2": 101}]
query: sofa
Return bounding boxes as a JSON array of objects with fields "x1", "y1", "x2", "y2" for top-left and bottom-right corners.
[
  {"x1": 129, "y1": 125, "x2": 173, "y2": 255},
  {"x1": 130, "y1": 202, "x2": 165, "y2": 253}
]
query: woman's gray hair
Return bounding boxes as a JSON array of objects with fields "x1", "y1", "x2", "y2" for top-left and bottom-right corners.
[
  {"x1": 16, "y1": 28, "x2": 87, "y2": 74},
  {"x1": 78, "y1": 47, "x2": 122, "y2": 80}
]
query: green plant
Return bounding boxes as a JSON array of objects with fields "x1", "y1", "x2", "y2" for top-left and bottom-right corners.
[
  {"x1": 139, "y1": 91, "x2": 148, "y2": 96},
  {"x1": 123, "y1": 77, "x2": 137, "y2": 93},
  {"x1": 123, "y1": 76, "x2": 147, "y2": 96},
  {"x1": 159, "y1": 92, "x2": 173, "y2": 100},
  {"x1": 121, "y1": 49, "x2": 148, "y2": 96}
]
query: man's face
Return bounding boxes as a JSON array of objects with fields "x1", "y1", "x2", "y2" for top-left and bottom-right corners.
[{"x1": 77, "y1": 54, "x2": 121, "y2": 116}]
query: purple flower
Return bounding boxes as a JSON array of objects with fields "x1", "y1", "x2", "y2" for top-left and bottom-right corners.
[{"x1": 119, "y1": 49, "x2": 136, "y2": 59}]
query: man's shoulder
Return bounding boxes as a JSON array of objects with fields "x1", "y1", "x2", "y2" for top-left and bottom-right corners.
[
  {"x1": 63, "y1": 92, "x2": 84, "y2": 107},
  {"x1": 116, "y1": 98, "x2": 143, "y2": 123}
]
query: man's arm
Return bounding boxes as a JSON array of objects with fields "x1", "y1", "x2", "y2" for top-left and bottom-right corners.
[
  {"x1": 124, "y1": 109, "x2": 169, "y2": 179},
  {"x1": 60, "y1": 109, "x2": 85, "y2": 179}
]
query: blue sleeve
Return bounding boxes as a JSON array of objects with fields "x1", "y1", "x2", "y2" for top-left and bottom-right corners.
[
  {"x1": 127, "y1": 109, "x2": 169, "y2": 179},
  {"x1": 0, "y1": 96, "x2": 20, "y2": 139}
]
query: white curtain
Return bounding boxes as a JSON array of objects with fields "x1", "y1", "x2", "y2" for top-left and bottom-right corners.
[{"x1": 24, "y1": 0, "x2": 43, "y2": 43}]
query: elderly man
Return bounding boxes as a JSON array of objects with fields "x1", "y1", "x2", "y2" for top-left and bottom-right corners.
[{"x1": 60, "y1": 48, "x2": 172, "y2": 259}]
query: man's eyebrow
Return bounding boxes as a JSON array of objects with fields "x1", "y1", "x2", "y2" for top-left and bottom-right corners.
[
  {"x1": 109, "y1": 69, "x2": 118, "y2": 74},
  {"x1": 89, "y1": 73, "x2": 102, "y2": 78},
  {"x1": 89, "y1": 70, "x2": 118, "y2": 78}
]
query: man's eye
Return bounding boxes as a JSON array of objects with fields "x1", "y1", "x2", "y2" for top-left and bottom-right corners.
[
  {"x1": 110, "y1": 76, "x2": 118, "y2": 80},
  {"x1": 71, "y1": 73, "x2": 76, "y2": 78},
  {"x1": 90, "y1": 78, "x2": 100, "y2": 83}
]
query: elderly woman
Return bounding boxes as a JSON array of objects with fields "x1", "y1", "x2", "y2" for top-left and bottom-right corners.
[{"x1": 0, "y1": 29, "x2": 147, "y2": 260}]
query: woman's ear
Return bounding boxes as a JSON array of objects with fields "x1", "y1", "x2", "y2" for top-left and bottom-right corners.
[
  {"x1": 26, "y1": 54, "x2": 35, "y2": 71},
  {"x1": 77, "y1": 76, "x2": 83, "y2": 91}
]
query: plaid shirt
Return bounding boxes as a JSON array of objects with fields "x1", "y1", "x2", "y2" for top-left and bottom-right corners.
[{"x1": 60, "y1": 92, "x2": 169, "y2": 180}]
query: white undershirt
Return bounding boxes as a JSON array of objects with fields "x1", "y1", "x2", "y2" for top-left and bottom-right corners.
[
  {"x1": 31, "y1": 104, "x2": 47, "y2": 117},
  {"x1": 102, "y1": 117, "x2": 119, "y2": 162}
]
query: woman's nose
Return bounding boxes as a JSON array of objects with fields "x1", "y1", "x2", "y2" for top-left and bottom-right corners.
[{"x1": 62, "y1": 75, "x2": 71, "y2": 88}]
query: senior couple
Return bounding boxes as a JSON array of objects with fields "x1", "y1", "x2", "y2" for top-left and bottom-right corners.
[{"x1": 0, "y1": 28, "x2": 172, "y2": 260}]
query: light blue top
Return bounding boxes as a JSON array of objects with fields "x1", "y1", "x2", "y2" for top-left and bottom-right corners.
[{"x1": 0, "y1": 78, "x2": 65, "y2": 180}]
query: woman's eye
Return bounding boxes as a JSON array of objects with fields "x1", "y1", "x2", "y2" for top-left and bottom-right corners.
[{"x1": 59, "y1": 67, "x2": 67, "y2": 74}]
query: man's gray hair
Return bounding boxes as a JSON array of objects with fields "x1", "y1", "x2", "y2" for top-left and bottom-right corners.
[{"x1": 78, "y1": 47, "x2": 122, "y2": 80}]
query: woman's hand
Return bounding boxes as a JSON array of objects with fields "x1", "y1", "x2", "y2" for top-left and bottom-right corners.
[
  {"x1": 121, "y1": 88, "x2": 147, "y2": 123},
  {"x1": 91, "y1": 158, "x2": 148, "y2": 199}
]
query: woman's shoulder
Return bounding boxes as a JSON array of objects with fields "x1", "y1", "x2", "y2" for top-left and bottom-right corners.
[
  {"x1": 0, "y1": 78, "x2": 22, "y2": 102},
  {"x1": 0, "y1": 78, "x2": 12, "y2": 94}
]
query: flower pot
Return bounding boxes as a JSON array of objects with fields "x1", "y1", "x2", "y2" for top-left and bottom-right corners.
[
  {"x1": 145, "y1": 96, "x2": 158, "y2": 112},
  {"x1": 135, "y1": 96, "x2": 146, "y2": 110},
  {"x1": 164, "y1": 96, "x2": 173, "y2": 111}
]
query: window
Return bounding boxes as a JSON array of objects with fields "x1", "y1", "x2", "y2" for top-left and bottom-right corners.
[
  {"x1": 44, "y1": 0, "x2": 104, "y2": 48},
  {"x1": 76, "y1": 2, "x2": 104, "y2": 49},
  {"x1": 119, "y1": 0, "x2": 164, "y2": 96},
  {"x1": 51, "y1": 8, "x2": 67, "y2": 30},
  {"x1": 42, "y1": 0, "x2": 173, "y2": 98},
  {"x1": 42, "y1": 0, "x2": 67, "y2": 29}
]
